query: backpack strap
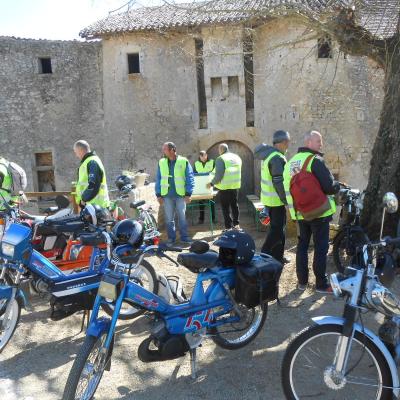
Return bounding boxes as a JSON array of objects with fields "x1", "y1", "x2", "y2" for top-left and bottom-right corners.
[{"x1": 302, "y1": 155, "x2": 315, "y2": 172}]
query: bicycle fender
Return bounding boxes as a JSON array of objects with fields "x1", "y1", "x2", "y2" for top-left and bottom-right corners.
[
  {"x1": 313, "y1": 316, "x2": 400, "y2": 397},
  {"x1": 87, "y1": 317, "x2": 111, "y2": 338}
]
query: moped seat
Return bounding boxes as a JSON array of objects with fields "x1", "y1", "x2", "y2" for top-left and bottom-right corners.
[{"x1": 177, "y1": 251, "x2": 219, "y2": 273}]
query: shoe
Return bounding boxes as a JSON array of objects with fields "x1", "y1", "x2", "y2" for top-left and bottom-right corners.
[
  {"x1": 198, "y1": 219, "x2": 204, "y2": 225},
  {"x1": 180, "y1": 237, "x2": 193, "y2": 244},
  {"x1": 281, "y1": 256, "x2": 291, "y2": 264},
  {"x1": 165, "y1": 239, "x2": 176, "y2": 247},
  {"x1": 233, "y1": 224, "x2": 241, "y2": 230},
  {"x1": 316, "y1": 285, "x2": 333, "y2": 294},
  {"x1": 297, "y1": 283, "x2": 307, "y2": 291}
]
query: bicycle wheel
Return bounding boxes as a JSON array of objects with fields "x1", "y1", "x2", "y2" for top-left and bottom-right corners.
[
  {"x1": 281, "y1": 324, "x2": 393, "y2": 400},
  {"x1": 209, "y1": 302, "x2": 267, "y2": 350},
  {"x1": 332, "y1": 230, "x2": 367, "y2": 273},
  {"x1": 0, "y1": 297, "x2": 21, "y2": 353},
  {"x1": 101, "y1": 259, "x2": 158, "y2": 320},
  {"x1": 0, "y1": 271, "x2": 14, "y2": 318},
  {"x1": 63, "y1": 333, "x2": 112, "y2": 400}
]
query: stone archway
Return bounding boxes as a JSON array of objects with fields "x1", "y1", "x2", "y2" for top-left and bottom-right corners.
[{"x1": 207, "y1": 140, "x2": 254, "y2": 200}]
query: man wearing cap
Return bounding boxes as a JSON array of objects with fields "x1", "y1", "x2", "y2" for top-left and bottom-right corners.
[
  {"x1": 156, "y1": 142, "x2": 194, "y2": 245},
  {"x1": 254, "y1": 130, "x2": 290, "y2": 263},
  {"x1": 207, "y1": 143, "x2": 242, "y2": 230}
]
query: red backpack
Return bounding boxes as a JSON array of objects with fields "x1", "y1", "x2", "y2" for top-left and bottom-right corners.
[{"x1": 290, "y1": 155, "x2": 331, "y2": 220}]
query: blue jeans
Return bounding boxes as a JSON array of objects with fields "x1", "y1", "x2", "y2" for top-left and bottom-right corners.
[{"x1": 163, "y1": 196, "x2": 189, "y2": 241}]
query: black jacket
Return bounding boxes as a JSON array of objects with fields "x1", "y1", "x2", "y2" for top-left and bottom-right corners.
[
  {"x1": 78, "y1": 151, "x2": 104, "y2": 203},
  {"x1": 297, "y1": 147, "x2": 339, "y2": 195}
]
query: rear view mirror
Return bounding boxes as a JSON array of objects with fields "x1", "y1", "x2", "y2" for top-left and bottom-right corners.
[{"x1": 383, "y1": 192, "x2": 398, "y2": 214}]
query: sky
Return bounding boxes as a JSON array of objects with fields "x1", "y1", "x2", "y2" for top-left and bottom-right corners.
[{"x1": 0, "y1": 0, "x2": 170, "y2": 40}]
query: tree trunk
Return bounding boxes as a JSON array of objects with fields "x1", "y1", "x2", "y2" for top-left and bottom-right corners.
[{"x1": 361, "y1": 37, "x2": 400, "y2": 237}]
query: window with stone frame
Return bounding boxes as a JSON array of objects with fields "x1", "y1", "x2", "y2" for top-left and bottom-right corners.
[{"x1": 38, "y1": 57, "x2": 52, "y2": 74}]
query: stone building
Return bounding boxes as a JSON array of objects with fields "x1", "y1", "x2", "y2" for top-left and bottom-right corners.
[{"x1": 1, "y1": 0, "x2": 397, "y2": 196}]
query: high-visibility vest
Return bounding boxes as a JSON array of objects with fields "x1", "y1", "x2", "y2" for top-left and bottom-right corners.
[
  {"x1": 214, "y1": 152, "x2": 242, "y2": 190},
  {"x1": 261, "y1": 151, "x2": 286, "y2": 207},
  {"x1": 75, "y1": 155, "x2": 110, "y2": 207},
  {"x1": 0, "y1": 160, "x2": 12, "y2": 207},
  {"x1": 195, "y1": 160, "x2": 214, "y2": 173},
  {"x1": 283, "y1": 152, "x2": 336, "y2": 220},
  {"x1": 159, "y1": 156, "x2": 188, "y2": 196}
]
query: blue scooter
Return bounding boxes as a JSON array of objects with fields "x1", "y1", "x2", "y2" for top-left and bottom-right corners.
[
  {"x1": 62, "y1": 229, "x2": 283, "y2": 400},
  {"x1": 0, "y1": 212, "x2": 158, "y2": 352}
]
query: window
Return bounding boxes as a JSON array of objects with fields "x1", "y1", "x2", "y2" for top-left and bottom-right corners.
[
  {"x1": 211, "y1": 77, "x2": 223, "y2": 98},
  {"x1": 195, "y1": 38, "x2": 208, "y2": 129},
  {"x1": 38, "y1": 57, "x2": 52, "y2": 74},
  {"x1": 243, "y1": 33, "x2": 254, "y2": 127},
  {"x1": 317, "y1": 37, "x2": 333, "y2": 59},
  {"x1": 127, "y1": 53, "x2": 140, "y2": 74}
]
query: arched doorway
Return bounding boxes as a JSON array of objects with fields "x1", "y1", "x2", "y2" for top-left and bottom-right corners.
[{"x1": 207, "y1": 140, "x2": 254, "y2": 200}]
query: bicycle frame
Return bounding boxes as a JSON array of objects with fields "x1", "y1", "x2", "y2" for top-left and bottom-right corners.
[{"x1": 87, "y1": 249, "x2": 238, "y2": 351}]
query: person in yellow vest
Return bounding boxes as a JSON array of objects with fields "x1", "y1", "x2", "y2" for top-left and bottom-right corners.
[
  {"x1": 73, "y1": 140, "x2": 110, "y2": 210},
  {"x1": 194, "y1": 150, "x2": 215, "y2": 224},
  {"x1": 254, "y1": 130, "x2": 290, "y2": 263},
  {"x1": 0, "y1": 158, "x2": 14, "y2": 209},
  {"x1": 156, "y1": 142, "x2": 194, "y2": 245},
  {"x1": 283, "y1": 130, "x2": 339, "y2": 294},
  {"x1": 207, "y1": 143, "x2": 242, "y2": 230}
]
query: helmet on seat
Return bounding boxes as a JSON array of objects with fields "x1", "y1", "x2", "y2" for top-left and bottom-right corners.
[
  {"x1": 115, "y1": 175, "x2": 135, "y2": 194},
  {"x1": 214, "y1": 230, "x2": 255, "y2": 266},
  {"x1": 80, "y1": 204, "x2": 109, "y2": 225},
  {"x1": 112, "y1": 219, "x2": 144, "y2": 248}
]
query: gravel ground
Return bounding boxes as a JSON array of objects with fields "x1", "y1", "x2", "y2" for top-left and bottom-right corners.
[{"x1": 0, "y1": 206, "x2": 383, "y2": 400}]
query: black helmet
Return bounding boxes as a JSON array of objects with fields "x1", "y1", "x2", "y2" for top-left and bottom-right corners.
[
  {"x1": 214, "y1": 230, "x2": 255, "y2": 266},
  {"x1": 80, "y1": 204, "x2": 109, "y2": 225},
  {"x1": 115, "y1": 175, "x2": 132, "y2": 191},
  {"x1": 112, "y1": 219, "x2": 144, "y2": 248}
]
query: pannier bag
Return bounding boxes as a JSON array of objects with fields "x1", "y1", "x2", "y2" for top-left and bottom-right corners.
[{"x1": 235, "y1": 254, "x2": 283, "y2": 308}]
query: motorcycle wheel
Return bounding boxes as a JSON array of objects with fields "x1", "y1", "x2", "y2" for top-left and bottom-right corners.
[
  {"x1": 209, "y1": 302, "x2": 267, "y2": 350},
  {"x1": 0, "y1": 297, "x2": 21, "y2": 353},
  {"x1": 332, "y1": 229, "x2": 368, "y2": 273},
  {"x1": 281, "y1": 324, "x2": 393, "y2": 400},
  {"x1": 63, "y1": 333, "x2": 112, "y2": 400},
  {"x1": 101, "y1": 259, "x2": 158, "y2": 320}
]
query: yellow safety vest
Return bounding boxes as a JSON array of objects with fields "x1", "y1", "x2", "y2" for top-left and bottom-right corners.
[
  {"x1": 261, "y1": 151, "x2": 286, "y2": 207},
  {"x1": 0, "y1": 160, "x2": 12, "y2": 208},
  {"x1": 75, "y1": 155, "x2": 110, "y2": 207},
  {"x1": 283, "y1": 152, "x2": 336, "y2": 220},
  {"x1": 215, "y1": 152, "x2": 242, "y2": 190},
  {"x1": 195, "y1": 160, "x2": 214, "y2": 173},
  {"x1": 159, "y1": 156, "x2": 188, "y2": 196}
]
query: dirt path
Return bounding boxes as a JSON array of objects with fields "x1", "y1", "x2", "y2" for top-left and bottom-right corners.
[{"x1": 0, "y1": 210, "x2": 367, "y2": 400}]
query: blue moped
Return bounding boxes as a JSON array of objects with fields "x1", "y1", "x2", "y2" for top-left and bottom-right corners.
[
  {"x1": 0, "y1": 214, "x2": 158, "y2": 352},
  {"x1": 63, "y1": 229, "x2": 282, "y2": 400}
]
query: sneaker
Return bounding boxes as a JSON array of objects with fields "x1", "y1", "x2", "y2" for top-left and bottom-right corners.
[
  {"x1": 233, "y1": 224, "x2": 241, "y2": 230},
  {"x1": 165, "y1": 239, "x2": 176, "y2": 247},
  {"x1": 281, "y1": 256, "x2": 291, "y2": 264},
  {"x1": 180, "y1": 237, "x2": 193, "y2": 244},
  {"x1": 297, "y1": 283, "x2": 307, "y2": 291},
  {"x1": 316, "y1": 285, "x2": 333, "y2": 294}
]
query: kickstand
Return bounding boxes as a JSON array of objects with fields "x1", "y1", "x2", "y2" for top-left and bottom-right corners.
[
  {"x1": 79, "y1": 310, "x2": 91, "y2": 334},
  {"x1": 189, "y1": 348, "x2": 197, "y2": 380}
]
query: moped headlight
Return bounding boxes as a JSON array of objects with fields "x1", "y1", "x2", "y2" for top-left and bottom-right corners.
[
  {"x1": 98, "y1": 273, "x2": 124, "y2": 301},
  {"x1": 1, "y1": 243, "x2": 15, "y2": 258},
  {"x1": 330, "y1": 273, "x2": 342, "y2": 297}
]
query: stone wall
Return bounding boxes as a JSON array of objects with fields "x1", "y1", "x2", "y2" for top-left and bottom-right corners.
[{"x1": 0, "y1": 37, "x2": 104, "y2": 192}]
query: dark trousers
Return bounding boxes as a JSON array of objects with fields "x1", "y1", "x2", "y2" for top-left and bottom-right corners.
[
  {"x1": 219, "y1": 189, "x2": 239, "y2": 229},
  {"x1": 261, "y1": 205, "x2": 286, "y2": 262},
  {"x1": 199, "y1": 200, "x2": 216, "y2": 222},
  {"x1": 296, "y1": 217, "x2": 331, "y2": 288}
]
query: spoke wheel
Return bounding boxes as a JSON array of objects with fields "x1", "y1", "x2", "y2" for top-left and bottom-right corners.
[{"x1": 281, "y1": 324, "x2": 393, "y2": 400}]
